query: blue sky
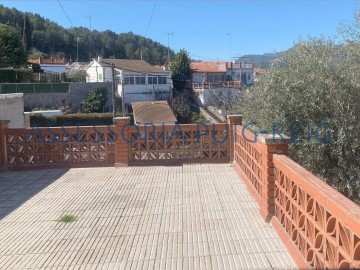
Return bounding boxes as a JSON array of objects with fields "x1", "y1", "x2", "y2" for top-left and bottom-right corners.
[{"x1": 2, "y1": 0, "x2": 358, "y2": 60}]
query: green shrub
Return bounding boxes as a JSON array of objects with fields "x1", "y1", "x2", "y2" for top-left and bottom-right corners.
[
  {"x1": 30, "y1": 113, "x2": 114, "y2": 127},
  {"x1": 0, "y1": 69, "x2": 34, "y2": 83},
  {"x1": 81, "y1": 87, "x2": 108, "y2": 113}
]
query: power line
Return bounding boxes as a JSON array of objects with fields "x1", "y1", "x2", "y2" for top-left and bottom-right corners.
[
  {"x1": 145, "y1": 0, "x2": 158, "y2": 37},
  {"x1": 56, "y1": 0, "x2": 74, "y2": 27}
]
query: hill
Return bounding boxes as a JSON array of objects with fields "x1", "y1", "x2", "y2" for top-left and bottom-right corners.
[
  {"x1": 242, "y1": 52, "x2": 284, "y2": 68},
  {"x1": 0, "y1": 5, "x2": 174, "y2": 65}
]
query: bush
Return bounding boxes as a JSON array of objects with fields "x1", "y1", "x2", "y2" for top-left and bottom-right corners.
[
  {"x1": 81, "y1": 88, "x2": 108, "y2": 113},
  {"x1": 0, "y1": 69, "x2": 34, "y2": 83},
  {"x1": 65, "y1": 69, "x2": 86, "y2": 82},
  {"x1": 30, "y1": 113, "x2": 114, "y2": 127},
  {"x1": 171, "y1": 88, "x2": 201, "y2": 124}
]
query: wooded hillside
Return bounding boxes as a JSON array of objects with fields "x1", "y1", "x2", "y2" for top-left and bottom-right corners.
[{"x1": 0, "y1": 5, "x2": 174, "y2": 65}]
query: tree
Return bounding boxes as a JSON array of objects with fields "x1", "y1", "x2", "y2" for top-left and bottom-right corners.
[
  {"x1": 65, "y1": 69, "x2": 86, "y2": 82},
  {"x1": 170, "y1": 49, "x2": 193, "y2": 92},
  {"x1": 234, "y1": 36, "x2": 360, "y2": 204},
  {"x1": 0, "y1": 23, "x2": 27, "y2": 67},
  {"x1": 81, "y1": 88, "x2": 108, "y2": 113},
  {"x1": 0, "y1": 5, "x2": 175, "y2": 64},
  {"x1": 22, "y1": 14, "x2": 32, "y2": 51}
]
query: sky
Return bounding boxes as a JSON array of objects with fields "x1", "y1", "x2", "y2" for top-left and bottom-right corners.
[{"x1": 1, "y1": 0, "x2": 359, "y2": 60}]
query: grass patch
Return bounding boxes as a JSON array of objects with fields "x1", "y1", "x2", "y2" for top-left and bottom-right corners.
[{"x1": 58, "y1": 214, "x2": 76, "y2": 223}]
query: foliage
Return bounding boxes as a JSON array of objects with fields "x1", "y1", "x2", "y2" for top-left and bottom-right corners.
[
  {"x1": 22, "y1": 14, "x2": 31, "y2": 51},
  {"x1": 58, "y1": 215, "x2": 76, "y2": 223},
  {"x1": 65, "y1": 69, "x2": 86, "y2": 82},
  {"x1": 0, "y1": 5, "x2": 174, "y2": 65},
  {"x1": 171, "y1": 90, "x2": 201, "y2": 124},
  {"x1": 30, "y1": 113, "x2": 114, "y2": 127},
  {"x1": 170, "y1": 49, "x2": 193, "y2": 92},
  {"x1": 0, "y1": 23, "x2": 27, "y2": 67},
  {"x1": 81, "y1": 88, "x2": 108, "y2": 113},
  {"x1": 234, "y1": 37, "x2": 360, "y2": 204},
  {"x1": 0, "y1": 68, "x2": 34, "y2": 83}
]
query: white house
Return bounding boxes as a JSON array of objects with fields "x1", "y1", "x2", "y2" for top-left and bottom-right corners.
[{"x1": 86, "y1": 57, "x2": 172, "y2": 104}]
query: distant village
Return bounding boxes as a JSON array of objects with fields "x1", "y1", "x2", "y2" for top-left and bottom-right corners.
[{"x1": 1, "y1": 55, "x2": 268, "y2": 128}]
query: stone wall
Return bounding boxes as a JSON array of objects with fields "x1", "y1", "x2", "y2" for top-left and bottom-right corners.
[
  {"x1": 23, "y1": 82, "x2": 113, "y2": 112},
  {"x1": 0, "y1": 93, "x2": 25, "y2": 128}
]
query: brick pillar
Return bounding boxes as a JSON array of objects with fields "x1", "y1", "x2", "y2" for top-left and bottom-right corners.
[
  {"x1": 113, "y1": 117, "x2": 130, "y2": 167},
  {"x1": 0, "y1": 120, "x2": 10, "y2": 171},
  {"x1": 227, "y1": 115, "x2": 243, "y2": 164},
  {"x1": 259, "y1": 134, "x2": 290, "y2": 221}
]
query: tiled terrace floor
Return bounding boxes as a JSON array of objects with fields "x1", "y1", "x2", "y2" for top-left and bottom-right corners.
[{"x1": 0, "y1": 164, "x2": 297, "y2": 270}]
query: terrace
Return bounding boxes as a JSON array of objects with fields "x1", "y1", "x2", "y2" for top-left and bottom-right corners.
[{"x1": 0, "y1": 116, "x2": 359, "y2": 269}]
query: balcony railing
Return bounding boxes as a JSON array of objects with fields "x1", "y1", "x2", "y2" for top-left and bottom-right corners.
[{"x1": 191, "y1": 81, "x2": 241, "y2": 90}]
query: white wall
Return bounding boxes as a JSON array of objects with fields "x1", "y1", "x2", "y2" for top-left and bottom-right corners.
[
  {"x1": 0, "y1": 93, "x2": 25, "y2": 128},
  {"x1": 196, "y1": 88, "x2": 241, "y2": 106},
  {"x1": 86, "y1": 61, "x2": 112, "y2": 82}
]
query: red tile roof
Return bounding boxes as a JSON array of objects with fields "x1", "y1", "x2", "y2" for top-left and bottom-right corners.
[
  {"x1": 132, "y1": 101, "x2": 177, "y2": 124},
  {"x1": 191, "y1": 61, "x2": 228, "y2": 73}
]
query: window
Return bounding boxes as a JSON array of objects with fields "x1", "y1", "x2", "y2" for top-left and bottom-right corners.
[
  {"x1": 148, "y1": 76, "x2": 157, "y2": 84},
  {"x1": 158, "y1": 76, "x2": 167, "y2": 84},
  {"x1": 124, "y1": 75, "x2": 134, "y2": 85},
  {"x1": 98, "y1": 73, "x2": 103, "y2": 81},
  {"x1": 135, "y1": 75, "x2": 146, "y2": 84},
  {"x1": 148, "y1": 75, "x2": 168, "y2": 84}
]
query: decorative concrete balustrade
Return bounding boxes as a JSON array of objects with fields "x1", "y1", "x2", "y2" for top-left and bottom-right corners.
[
  {"x1": 0, "y1": 115, "x2": 360, "y2": 269},
  {"x1": 0, "y1": 118, "x2": 230, "y2": 170},
  {"x1": 232, "y1": 116, "x2": 360, "y2": 269}
]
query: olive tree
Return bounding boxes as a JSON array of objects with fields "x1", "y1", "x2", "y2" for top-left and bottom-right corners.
[{"x1": 234, "y1": 36, "x2": 360, "y2": 203}]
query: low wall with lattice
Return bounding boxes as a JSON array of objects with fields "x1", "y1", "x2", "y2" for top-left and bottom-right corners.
[
  {"x1": 0, "y1": 118, "x2": 230, "y2": 170},
  {"x1": 233, "y1": 120, "x2": 360, "y2": 269}
]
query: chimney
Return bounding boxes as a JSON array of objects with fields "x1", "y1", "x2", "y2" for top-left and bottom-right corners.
[{"x1": 98, "y1": 56, "x2": 102, "y2": 63}]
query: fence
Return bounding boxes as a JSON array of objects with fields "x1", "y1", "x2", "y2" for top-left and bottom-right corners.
[
  {"x1": 273, "y1": 155, "x2": 360, "y2": 269},
  {"x1": 0, "y1": 118, "x2": 231, "y2": 170},
  {"x1": 190, "y1": 81, "x2": 241, "y2": 90},
  {"x1": 232, "y1": 118, "x2": 360, "y2": 269},
  {"x1": 0, "y1": 83, "x2": 69, "y2": 94},
  {"x1": 129, "y1": 123, "x2": 229, "y2": 165},
  {"x1": 2, "y1": 124, "x2": 115, "y2": 170}
]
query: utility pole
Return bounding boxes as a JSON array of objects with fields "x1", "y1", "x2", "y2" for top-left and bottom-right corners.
[
  {"x1": 166, "y1": 32, "x2": 173, "y2": 66},
  {"x1": 226, "y1": 33, "x2": 232, "y2": 61},
  {"x1": 111, "y1": 64, "x2": 116, "y2": 118},
  {"x1": 121, "y1": 81, "x2": 125, "y2": 117},
  {"x1": 76, "y1": 36, "x2": 80, "y2": 62},
  {"x1": 85, "y1": 15, "x2": 92, "y2": 61},
  {"x1": 85, "y1": 15, "x2": 92, "y2": 31},
  {"x1": 152, "y1": 85, "x2": 155, "y2": 103}
]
